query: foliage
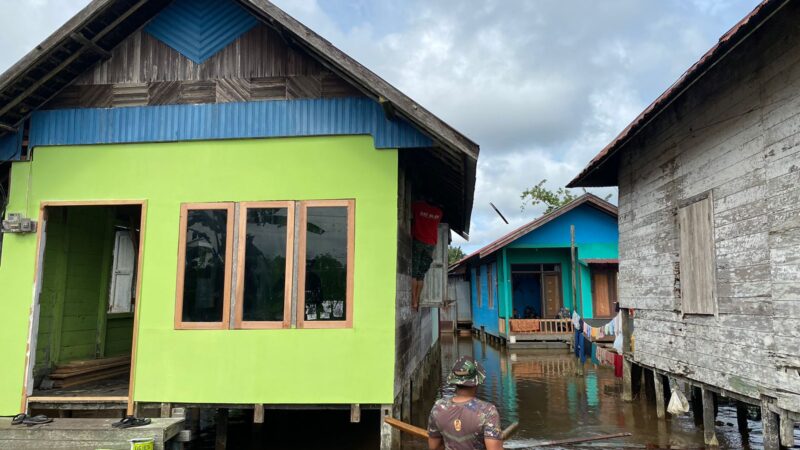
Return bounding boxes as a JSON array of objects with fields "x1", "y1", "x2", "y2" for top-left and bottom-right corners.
[
  {"x1": 448, "y1": 246, "x2": 466, "y2": 265},
  {"x1": 520, "y1": 179, "x2": 579, "y2": 214}
]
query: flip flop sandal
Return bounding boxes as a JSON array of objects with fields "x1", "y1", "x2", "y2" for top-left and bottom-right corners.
[
  {"x1": 26, "y1": 415, "x2": 53, "y2": 426},
  {"x1": 11, "y1": 414, "x2": 27, "y2": 425},
  {"x1": 113, "y1": 416, "x2": 151, "y2": 429}
]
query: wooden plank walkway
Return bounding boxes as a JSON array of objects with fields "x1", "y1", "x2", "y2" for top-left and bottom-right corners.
[{"x1": 0, "y1": 417, "x2": 184, "y2": 450}]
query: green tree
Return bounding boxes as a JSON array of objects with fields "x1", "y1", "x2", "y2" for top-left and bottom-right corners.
[
  {"x1": 448, "y1": 246, "x2": 466, "y2": 265},
  {"x1": 520, "y1": 179, "x2": 579, "y2": 214}
]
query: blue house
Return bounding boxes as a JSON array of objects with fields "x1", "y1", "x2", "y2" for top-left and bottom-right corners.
[{"x1": 452, "y1": 194, "x2": 618, "y2": 341}]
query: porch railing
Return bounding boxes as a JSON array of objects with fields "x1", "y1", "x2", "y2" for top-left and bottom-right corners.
[{"x1": 509, "y1": 318, "x2": 573, "y2": 334}]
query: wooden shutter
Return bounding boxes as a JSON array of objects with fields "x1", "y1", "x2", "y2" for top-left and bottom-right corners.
[
  {"x1": 678, "y1": 196, "x2": 717, "y2": 315},
  {"x1": 108, "y1": 231, "x2": 136, "y2": 313},
  {"x1": 420, "y1": 224, "x2": 449, "y2": 307}
]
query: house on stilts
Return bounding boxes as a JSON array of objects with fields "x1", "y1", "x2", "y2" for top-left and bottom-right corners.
[
  {"x1": 449, "y1": 194, "x2": 619, "y2": 347},
  {"x1": 569, "y1": 0, "x2": 800, "y2": 447},
  {"x1": 0, "y1": 0, "x2": 477, "y2": 447}
]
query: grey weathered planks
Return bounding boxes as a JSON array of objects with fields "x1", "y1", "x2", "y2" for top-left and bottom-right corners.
[
  {"x1": 44, "y1": 25, "x2": 363, "y2": 110},
  {"x1": 616, "y1": 3, "x2": 800, "y2": 416}
]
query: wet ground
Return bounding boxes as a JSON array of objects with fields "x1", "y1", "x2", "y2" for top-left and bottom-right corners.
[{"x1": 187, "y1": 335, "x2": 798, "y2": 449}]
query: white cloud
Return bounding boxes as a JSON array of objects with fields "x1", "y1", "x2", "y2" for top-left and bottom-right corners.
[{"x1": 0, "y1": 0, "x2": 762, "y2": 254}]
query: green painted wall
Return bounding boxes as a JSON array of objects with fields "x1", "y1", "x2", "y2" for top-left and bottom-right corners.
[{"x1": 0, "y1": 136, "x2": 398, "y2": 413}]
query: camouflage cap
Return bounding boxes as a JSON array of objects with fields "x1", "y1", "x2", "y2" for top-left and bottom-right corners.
[{"x1": 446, "y1": 356, "x2": 486, "y2": 387}]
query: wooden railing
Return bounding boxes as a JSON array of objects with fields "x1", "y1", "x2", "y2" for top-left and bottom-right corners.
[{"x1": 509, "y1": 318, "x2": 573, "y2": 334}]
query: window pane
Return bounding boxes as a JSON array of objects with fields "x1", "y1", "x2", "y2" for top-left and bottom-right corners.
[
  {"x1": 182, "y1": 209, "x2": 228, "y2": 322},
  {"x1": 243, "y1": 208, "x2": 288, "y2": 322},
  {"x1": 304, "y1": 206, "x2": 348, "y2": 321}
]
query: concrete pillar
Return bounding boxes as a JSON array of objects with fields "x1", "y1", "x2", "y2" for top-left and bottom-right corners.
[
  {"x1": 380, "y1": 405, "x2": 398, "y2": 450},
  {"x1": 702, "y1": 388, "x2": 719, "y2": 446},
  {"x1": 653, "y1": 372, "x2": 666, "y2": 420},
  {"x1": 761, "y1": 401, "x2": 780, "y2": 450}
]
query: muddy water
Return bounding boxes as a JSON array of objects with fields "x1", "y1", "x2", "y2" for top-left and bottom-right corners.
[
  {"x1": 405, "y1": 335, "x2": 797, "y2": 450},
  {"x1": 188, "y1": 334, "x2": 796, "y2": 449}
]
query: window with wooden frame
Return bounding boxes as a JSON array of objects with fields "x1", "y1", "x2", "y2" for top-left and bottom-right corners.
[
  {"x1": 297, "y1": 200, "x2": 355, "y2": 328},
  {"x1": 175, "y1": 203, "x2": 234, "y2": 329},
  {"x1": 488, "y1": 263, "x2": 495, "y2": 310},
  {"x1": 234, "y1": 202, "x2": 294, "y2": 329},
  {"x1": 678, "y1": 194, "x2": 717, "y2": 315}
]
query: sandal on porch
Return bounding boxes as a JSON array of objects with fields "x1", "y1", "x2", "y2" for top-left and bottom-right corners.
[
  {"x1": 11, "y1": 414, "x2": 53, "y2": 426},
  {"x1": 112, "y1": 415, "x2": 151, "y2": 429}
]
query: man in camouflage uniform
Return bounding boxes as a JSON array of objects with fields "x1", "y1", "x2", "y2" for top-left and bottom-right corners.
[{"x1": 427, "y1": 356, "x2": 503, "y2": 450}]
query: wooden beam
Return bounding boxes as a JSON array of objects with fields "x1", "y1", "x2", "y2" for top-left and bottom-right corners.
[
  {"x1": 622, "y1": 358, "x2": 633, "y2": 402},
  {"x1": 702, "y1": 388, "x2": 719, "y2": 446},
  {"x1": 27, "y1": 396, "x2": 128, "y2": 403},
  {"x1": 0, "y1": 0, "x2": 151, "y2": 118},
  {"x1": 0, "y1": 123, "x2": 17, "y2": 133},
  {"x1": 70, "y1": 32, "x2": 112, "y2": 59},
  {"x1": 160, "y1": 403, "x2": 172, "y2": 418},
  {"x1": 215, "y1": 408, "x2": 228, "y2": 450}
]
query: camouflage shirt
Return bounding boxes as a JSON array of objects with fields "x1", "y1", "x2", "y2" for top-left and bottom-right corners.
[{"x1": 427, "y1": 397, "x2": 502, "y2": 450}]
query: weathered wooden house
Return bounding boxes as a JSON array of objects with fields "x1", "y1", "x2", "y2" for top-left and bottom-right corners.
[
  {"x1": 569, "y1": 0, "x2": 799, "y2": 447},
  {"x1": 0, "y1": 0, "x2": 477, "y2": 446},
  {"x1": 450, "y1": 194, "x2": 618, "y2": 344}
]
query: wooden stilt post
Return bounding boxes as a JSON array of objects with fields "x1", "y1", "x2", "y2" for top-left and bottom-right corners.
[
  {"x1": 736, "y1": 401, "x2": 749, "y2": 437},
  {"x1": 691, "y1": 387, "x2": 703, "y2": 426},
  {"x1": 779, "y1": 410, "x2": 795, "y2": 448},
  {"x1": 215, "y1": 408, "x2": 228, "y2": 450},
  {"x1": 761, "y1": 400, "x2": 780, "y2": 450},
  {"x1": 622, "y1": 359, "x2": 633, "y2": 402},
  {"x1": 160, "y1": 402, "x2": 172, "y2": 418},
  {"x1": 253, "y1": 404, "x2": 264, "y2": 424},
  {"x1": 702, "y1": 388, "x2": 719, "y2": 446},
  {"x1": 653, "y1": 372, "x2": 666, "y2": 420},
  {"x1": 350, "y1": 404, "x2": 361, "y2": 423}
]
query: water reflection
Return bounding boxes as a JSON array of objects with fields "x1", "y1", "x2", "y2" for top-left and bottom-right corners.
[{"x1": 408, "y1": 335, "x2": 793, "y2": 449}]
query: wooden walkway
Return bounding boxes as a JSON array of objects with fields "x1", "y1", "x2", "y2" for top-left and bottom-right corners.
[{"x1": 0, "y1": 417, "x2": 184, "y2": 450}]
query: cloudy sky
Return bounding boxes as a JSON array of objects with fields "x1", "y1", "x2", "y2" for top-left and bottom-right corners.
[{"x1": 0, "y1": 0, "x2": 761, "y2": 252}]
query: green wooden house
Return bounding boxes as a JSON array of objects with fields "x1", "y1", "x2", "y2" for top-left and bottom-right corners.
[{"x1": 0, "y1": 0, "x2": 477, "y2": 445}]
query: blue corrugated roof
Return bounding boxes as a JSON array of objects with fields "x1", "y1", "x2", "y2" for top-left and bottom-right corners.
[
  {"x1": 144, "y1": 0, "x2": 259, "y2": 64},
  {"x1": 29, "y1": 97, "x2": 432, "y2": 150}
]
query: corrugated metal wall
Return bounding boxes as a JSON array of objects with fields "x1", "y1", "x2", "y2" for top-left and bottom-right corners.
[{"x1": 29, "y1": 98, "x2": 432, "y2": 150}]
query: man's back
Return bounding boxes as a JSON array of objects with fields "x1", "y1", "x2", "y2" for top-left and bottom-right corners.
[{"x1": 427, "y1": 396, "x2": 502, "y2": 450}]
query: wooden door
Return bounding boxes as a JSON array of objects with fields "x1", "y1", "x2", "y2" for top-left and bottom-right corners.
[
  {"x1": 591, "y1": 268, "x2": 618, "y2": 318},
  {"x1": 543, "y1": 274, "x2": 561, "y2": 318}
]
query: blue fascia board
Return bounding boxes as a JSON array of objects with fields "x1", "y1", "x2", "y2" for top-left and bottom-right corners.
[{"x1": 29, "y1": 98, "x2": 433, "y2": 150}]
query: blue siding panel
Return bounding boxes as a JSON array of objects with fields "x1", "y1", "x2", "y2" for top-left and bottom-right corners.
[
  {"x1": 0, "y1": 128, "x2": 23, "y2": 161},
  {"x1": 29, "y1": 98, "x2": 433, "y2": 150},
  {"x1": 472, "y1": 264, "x2": 500, "y2": 338},
  {"x1": 510, "y1": 204, "x2": 618, "y2": 247},
  {"x1": 144, "y1": 0, "x2": 259, "y2": 64}
]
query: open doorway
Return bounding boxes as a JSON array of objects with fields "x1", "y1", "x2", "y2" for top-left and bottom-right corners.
[
  {"x1": 511, "y1": 264, "x2": 562, "y2": 319},
  {"x1": 27, "y1": 203, "x2": 143, "y2": 405}
]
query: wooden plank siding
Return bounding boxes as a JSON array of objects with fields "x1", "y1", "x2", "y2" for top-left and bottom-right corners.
[
  {"x1": 44, "y1": 24, "x2": 363, "y2": 110},
  {"x1": 618, "y1": 4, "x2": 800, "y2": 414}
]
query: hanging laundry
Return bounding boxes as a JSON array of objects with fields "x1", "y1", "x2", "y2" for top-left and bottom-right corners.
[
  {"x1": 572, "y1": 310, "x2": 581, "y2": 329},
  {"x1": 614, "y1": 354, "x2": 623, "y2": 378},
  {"x1": 591, "y1": 343, "x2": 599, "y2": 365},
  {"x1": 613, "y1": 334, "x2": 623, "y2": 354}
]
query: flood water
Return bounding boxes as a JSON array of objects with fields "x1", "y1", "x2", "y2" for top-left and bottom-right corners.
[
  {"x1": 188, "y1": 335, "x2": 797, "y2": 449},
  {"x1": 406, "y1": 335, "x2": 798, "y2": 450}
]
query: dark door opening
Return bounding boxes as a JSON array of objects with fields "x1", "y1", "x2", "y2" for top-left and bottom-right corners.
[
  {"x1": 29, "y1": 204, "x2": 142, "y2": 403},
  {"x1": 511, "y1": 264, "x2": 562, "y2": 319}
]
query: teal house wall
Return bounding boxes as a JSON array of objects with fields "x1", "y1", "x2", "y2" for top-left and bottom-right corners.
[{"x1": 458, "y1": 195, "x2": 618, "y2": 339}]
